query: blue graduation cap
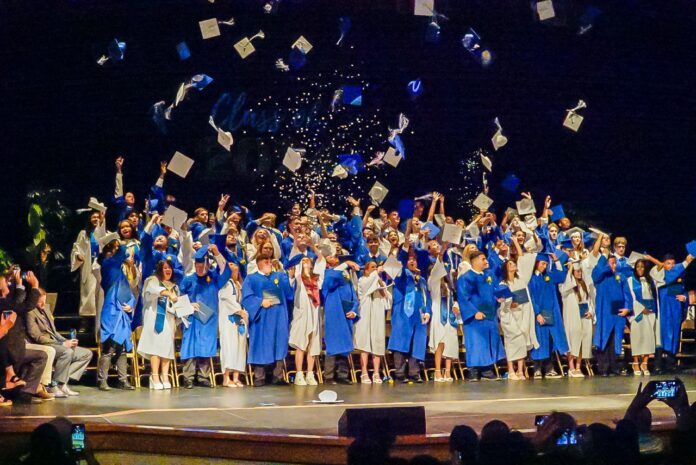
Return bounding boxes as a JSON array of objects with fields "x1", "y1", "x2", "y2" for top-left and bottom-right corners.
[
  {"x1": 686, "y1": 240, "x2": 696, "y2": 257},
  {"x1": 150, "y1": 101, "x2": 169, "y2": 135},
  {"x1": 194, "y1": 245, "x2": 210, "y2": 263},
  {"x1": 338, "y1": 153, "x2": 364, "y2": 175},
  {"x1": 338, "y1": 254, "x2": 356, "y2": 263},
  {"x1": 578, "y1": 6, "x2": 602, "y2": 34},
  {"x1": 461, "y1": 28, "x2": 493, "y2": 66},
  {"x1": 407, "y1": 79, "x2": 423, "y2": 100},
  {"x1": 190, "y1": 74, "x2": 213, "y2": 91},
  {"x1": 535, "y1": 252, "x2": 553, "y2": 264},
  {"x1": 176, "y1": 41, "x2": 191, "y2": 61},
  {"x1": 289, "y1": 48, "x2": 307, "y2": 70},
  {"x1": 421, "y1": 221, "x2": 441, "y2": 240},
  {"x1": 285, "y1": 253, "x2": 305, "y2": 269},
  {"x1": 549, "y1": 204, "x2": 566, "y2": 222},
  {"x1": 501, "y1": 174, "x2": 521, "y2": 192},
  {"x1": 397, "y1": 199, "x2": 415, "y2": 221},
  {"x1": 342, "y1": 85, "x2": 362, "y2": 106},
  {"x1": 107, "y1": 38, "x2": 126, "y2": 62}
]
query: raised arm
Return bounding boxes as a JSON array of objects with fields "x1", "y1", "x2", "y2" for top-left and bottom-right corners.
[{"x1": 426, "y1": 192, "x2": 441, "y2": 223}]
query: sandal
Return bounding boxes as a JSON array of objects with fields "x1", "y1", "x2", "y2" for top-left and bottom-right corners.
[
  {"x1": 0, "y1": 395, "x2": 12, "y2": 407},
  {"x1": 372, "y1": 374, "x2": 383, "y2": 384},
  {"x1": 631, "y1": 362, "x2": 641, "y2": 376},
  {"x1": 360, "y1": 374, "x2": 372, "y2": 384},
  {"x1": 640, "y1": 363, "x2": 650, "y2": 376},
  {"x1": 234, "y1": 380, "x2": 245, "y2": 387},
  {"x1": 5, "y1": 375, "x2": 26, "y2": 390}
]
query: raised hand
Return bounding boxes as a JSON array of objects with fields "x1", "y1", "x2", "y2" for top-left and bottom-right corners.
[{"x1": 115, "y1": 156, "x2": 124, "y2": 172}]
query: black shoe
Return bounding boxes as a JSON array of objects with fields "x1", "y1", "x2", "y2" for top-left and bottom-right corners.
[
  {"x1": 480, "y1": 371, "x2": 498, "y2": 380},
  {"x1": 325, "y1": 379, "x2": 338, "y2": 385},
  {"x1": 617, "y1": 368, "x2": 629, "y2": 377},
  {"x1": 272, "y1": 378, "x2": 290, "y2": 386},
  {"x1": 183, "y1": 379, "x2": 194, "y2": 389},
  {"x1": 98, "y1": 380, "x2": 111, "y2": 391},
  {"x1": 197, "y1": 379, "x2": 213, "y2": 388},
  {"x1": 336, "y1": 378, "x2": 354, "y2": 385},
  {"x1": 410, "y1": 376, "x2": 424, "y2": 384},
  {"x1": 117, "y1": 381, "x2": 135, "y2": 390}
]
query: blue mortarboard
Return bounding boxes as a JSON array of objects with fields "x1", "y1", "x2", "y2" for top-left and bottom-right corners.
[
  {"x1": 176, "y1": 41, "x2": 191, "y2": 61},
  {"x1": 289, "y1": 48, "x2": 307, "y2": 70},
  {"x1": 686, "y1": 240, "x2": 696, "y2": 257},
  {"x1": 190, "y1": 74, "x2": 213, "y2": 91},
  {"x1": 342, "y1": 85, "x2": 362, "y2": 106},
  {"x1": 535, "y1": 252, "x2": 553, "y2": 264},
  {"x1": 151, "y1": 223, "x2": 168, "y2": 239},
  {"x1": 425, "y1": 19, "x2": 441, "y2": 43},
  {"x1": 550, "y1": 204, "x2": 566, "y2": 222},
  {"x1": 338, "y1": 153, "x2": 364, "y2": 175},
  {"x1": 461, "y1": 28, "x2": 493, "y2": 66},
  {"x1": 397, "y1": 199, "x2": 415, "y2": 221},
  {"x1": 501, "y1": 174, "x2": 521, "y2": 192},
  {"x1": 194, "y1": 245, "x2": 210, "y2": 263},
  {"x1": 230, "y1": 205, "x2": 243, "y2": 214},
  {"x1": 389, "y1": 134, "x2": 406, "y2": 159},
  {"x1": 421, "y1": 221, "x2": 441, "y2": 239},
  {"x1": 150, "y1": 101, "x2": 169, "y2": 135},
  {"x1": 407, "y1": 79, "x2": 423, "y2": 100},
  {"x1": 286, "y1": 253, "x2": 305, "y2": 269},
  {"x1": 107, "y1": 38, "x2": 126, "y2": 62},
  {"x1": 337, "y1": 17, "x2": 352, "y2": 46}
]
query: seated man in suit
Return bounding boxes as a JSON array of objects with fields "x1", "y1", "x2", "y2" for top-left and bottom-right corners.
[{"x1": 26, "y1": 289, "x2": 93, "y2": 397}]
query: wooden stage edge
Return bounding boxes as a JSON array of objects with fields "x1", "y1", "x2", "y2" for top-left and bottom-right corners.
[{"x1": 0, "y1": 418, "x2": 678, "y2": 465}]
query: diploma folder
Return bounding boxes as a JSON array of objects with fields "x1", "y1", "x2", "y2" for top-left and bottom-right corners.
[
  {"x1": 579, "y1": 302, "x2": 589, "y2": 318},
  {"x1": 193, "y1": 302, "x2": 216, "y2": 324},
  {"x1": 540, "y1": 310, "x2": 554, "y2": 325},
  {"x1": 263, "y1": 288, "x2": 283, "y2": 306}
]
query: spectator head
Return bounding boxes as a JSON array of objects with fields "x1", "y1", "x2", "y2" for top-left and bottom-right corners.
[
  {"x1": 347, "y1": 437, "x2": 389, "y2": 465},
  {"x1": 449, "y1": 425, "x2": 478, "y2": 464},
  {"x1": 24, "y1": 417, "x2": 74, "y2": 465},
  {"x1": 614, "y1": 419, "x2": 640, "y2": 464},
  {"x1": 37, "y1": 288, "x2": 47, "y2": 309},
  {"x1": 409, "y1": 455, "x2": 440, "y2": 465},
  {"x1": 582, "y1": 423, "x2": 616, "y2": 464}
]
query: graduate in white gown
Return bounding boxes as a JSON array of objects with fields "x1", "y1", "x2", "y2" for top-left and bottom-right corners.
[
  {"x1": 288, "y1": 252, "x2": 324, "y2": 386},
  {"x1": 498, "y1": 238, "x2": 538, "y2": 380},
  {"x1": 218, "y1": 262, "x2": 248, "y2": 387},
  {"x1": 137, "y1": 260, "x2": 179, "y2": 389},
  {"x1": 627, "y1": 259, "x2": 659, "y2": 376},
  {"x1": 559, "y1": 262, "x2": 595, "y2": 378},
  {"x1": 428, "y1": 257, "x2": 460, "y2": 382},
  {"x1": 355, "y1": 261, "x2": 391, "y2": 384},
  {"x1": 71, "y1": 210, "x2": 107, "y2": 331}
]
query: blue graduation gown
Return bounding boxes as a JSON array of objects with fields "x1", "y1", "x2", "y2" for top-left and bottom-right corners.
[
  {"x1": 387, "y1": 269, "x2": 431, "y2": 361},
  {"x1": 140, "y1": 231, "x2": 184, "y2": 282},
  {"x1": 528, "y1": 267, "x2": 569, "y2": 360},
  {"x1": 179, "y1": 264, "x2": 232, "y2": 359},
  {"x1": 99, "y1": 246, "x2": 135, "y2": 349},
  {"x1": 456, "y1": 270, "x2": 505, "y2": 367},
  {"x1": 615, "y1": 255, "x2": 633, "y2": 279},
  {"x1": 592, "y1": 255, "x2": 632, "y2": 354},
  {"x1": 658, "y1": 264, "x2": 687, "y2": 354},
  {"x1": 241, "y1": 271, "x2": 293, "y2": 365},
  {"x1": 322, "y1": 269, "x2": 360, "y2": 356}
]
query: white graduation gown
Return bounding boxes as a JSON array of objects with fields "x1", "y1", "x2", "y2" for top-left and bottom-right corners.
[
  {"x1": 70, "y1": 229, "x2": 105, "y2": 319},
  {"x1": 627, "y1": 276, "x2": 660, "y2": 356},
  {"x1": 355, "y1": 273, "x2": 391, "y2": 356},
  {"x1": 560, "y1": 271, "x2": 595, "y2": 359},
  {"x1": 498, "y1": 253, "x2": 539, "y2": 361},
  {"x1": 288, "y1": 259, "x2": 324, "y2": 356},
  {"x1": 218, "y1": 280, "x2": 248, "y2": 372},
  {"x1": 427, "y1": 275, "x2": 459, "y2": 360},
  {"x1": 137, "y1": 277, "x2": 177, "y2": 360}
]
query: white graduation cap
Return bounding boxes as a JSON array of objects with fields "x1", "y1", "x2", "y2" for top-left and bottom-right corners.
[
  {"x1": 466, "y1": 221, "x2": 480, "y2": 239},
  {"x1": 473, "y1": 192, "x2": 494, "y2": 211},
  {"x1": 162, "y1": 206, "x2": 188, "y2": 231},
  {"x1": 480, "y1": 153, "x2": 493, "y2": 172},
  {"x1": 383, "y1": 255, "x2": 403, "y2": 280},
  {"x1": 491, "y1": 117, "x2": 508, "y2": 151},
  {"x1": 524, "y1": 215, "x2": 538, "y2": 232},
  {"x1": 88, "y1": 197, "x2": 107, "y2": 213},
  {"x1": 332, "y1": 164, "x2": 348, "y2": 179},
  {"x1": 318, "y1": 238, "x2": 335, "y2": 257},
  {"x1": 442, "y1": 223, "x2": 463, "y2": 245},
  {"x1": 174, "y1": 82, "x2": 188, "y2": 107},
  {"x1": 97, "y1": 232, "x2": 120, "y2": 251},
  {"x1": 199, "y1": 18, "x2": 221, "y2": 40},
  {"x1": 627, "y1": 251, "x2": 646, "y2": 267},
  {"x1": 516, "y1": 198, "x2": 537, "y2": 216},
  {"x1": 523, "y1": 237, "x2": 537, "y2": 252},
  {"x1": 505, "y1": 207, "x2": 518, "y2": 219},
  {"x1": 167, "y1": 151, "x2": 194, "y2": 178},
  {"x1": 292, "y1": 35, "x2": 313, "y2": 54},
  {"x1": 563, "y1": 100, "x2": 587, "y2": 132},
  {"x1": 536, "y1": 0, "x2": 556, "y2": 21},
  {"x1": 589, "y1": 226, "x2": 609, "y2": 238},
  {"x1": 383, "y1": 147, "x2": 402, "y2": 168},
  {"x1": 368, "y1": 181, "x2": 389, "y2": 205},
  {"x1": 414, "y1": 0, "x2": 435, "y2": 16},
  {"x1": 216, "y1": 129, "x2": 234, "y2": 151},
  {"x1": 565, "y1": 226, "x2": 585, "y2": 238},
  {"x1": 234, "y1": 30, "x2": 265, "y2": 59},
  {"x1": 313, "y1": 390, "x2": 343, "y2": 404},
  {"x1": 282, "y1": 147, "x2": 304, "y2": 172}
]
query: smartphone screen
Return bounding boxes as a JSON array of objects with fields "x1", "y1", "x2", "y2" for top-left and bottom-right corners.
[
  {"x1": 535, "y1": 415, "x2": 548, "y2": 426},
  {"x1": 1, "y1": 310, "x2": 12, "y2": 320},
  {"x1": 71, "y1": 424, "x2": 86, "y2": 454},
  {"x1": 556, "y1": 429, "x2": 578, "y2": 446},
  {"x1": 652, "y1": 380, "x2": 678, "y2": 399}
]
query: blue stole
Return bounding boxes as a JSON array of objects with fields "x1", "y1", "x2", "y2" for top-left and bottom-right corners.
[
  {"x1": 440, "y1": 294, "x2": 458, "y2": 328},
  {"x1": 631, "y1": 278, "x2": 655, "y2": 322},
  {"x1": 155, "y1": 297, "x2": 167, "y2": 334}
]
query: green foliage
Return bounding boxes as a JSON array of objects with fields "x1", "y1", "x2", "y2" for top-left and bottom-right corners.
[
  {"x1": 0, "y1": 248, "x2": 12, "y2": 275},
  {"x1": 24, "y1": 189, "x2": 72, "y2": 265}
]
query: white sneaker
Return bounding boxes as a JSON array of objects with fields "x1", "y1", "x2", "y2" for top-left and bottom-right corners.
[
  {"x1": 61, "y1": 384, "x2": 80, "y2": 397},
  {"x1": 568, "y1": 370, "x2": 585, "y2": 378},
  {"x1": 306, "y1": 372, "x2": 318, "y2": 386},
  {"x1": 294, "y1": 372, "x2": 307, "y2": 386}
]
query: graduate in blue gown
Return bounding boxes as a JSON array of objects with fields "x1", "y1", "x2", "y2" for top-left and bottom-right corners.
[
  {"x1": 591, "y1": 254, "x2": 633, "y2": 376},
  {"x1": 528, "y1": 253, "x2": 569, "y2": 378},
  {"x1": 356, "y1": 233, "x2": 388, "y2": 268},
  {"x1": 211, "y1": 232, "x2": 247, "y2": 278},
  {"x1": 647, "y1": 252, "x2": 694, "y2": 372},
  {"x1": 612, "y1": 237, "x2": 633, "y2": 279},
  {"x1": 321, "y1": 255, "x2": 361, "y2": 384},
  {"x1": 96, "y1": 240, "x2": 136, "y2": 391},
  {"x1": 178, "y1": 244, "x2": 231, "y2": 388},
  {"x1": 241, "y1": 255, "x2": 294, "y2": 386},
  {"x1": 140, "y1": 215, "x2": 185, "y2": 283},
  {"x1": 388, "y1": 244, "x2": 432, "y2": 383},
  {"x1": 456, "y1": 250, "x2": 505, "y2": 380}
]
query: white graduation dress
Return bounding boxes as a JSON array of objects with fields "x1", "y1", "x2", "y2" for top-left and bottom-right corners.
[
  {"x1": 288, "y1": 259, "x2": 324, "y2": 356},
  {"x1": 560, "y1": 271, "x2": 595, "y2": 359},
  {"x1": 137, "y1": 277, "x2": 177, "y2": 360},
  {"x1": 70, "y1": 229, "x2": 105, "y2": 319},
  {"x1": 218, "y1": 280, "x2": 248, "y2": 372},
  {"x1": 627, "y1": 276, "x2": 660, "y2": 357},
  {"x1": 498, "y1": 253, "x2": 539, "y2": 361},
  {"x1": 354, "y1": 272, "x2": 391, "y2": 356}
]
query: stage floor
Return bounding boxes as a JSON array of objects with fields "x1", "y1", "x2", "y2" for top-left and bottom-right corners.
[{"x1": 3, "y1": 374, "x2": 695, "y2": 437}]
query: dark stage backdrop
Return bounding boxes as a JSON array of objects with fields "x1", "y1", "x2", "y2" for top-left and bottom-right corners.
[{"x1": 0, "y1": 0, "x2": 695, "y2": 264}]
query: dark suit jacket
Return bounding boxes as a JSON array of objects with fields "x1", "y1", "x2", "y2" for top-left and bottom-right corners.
[{"x1": 0, "y1": 286, "x2": 40, "y2": 366}]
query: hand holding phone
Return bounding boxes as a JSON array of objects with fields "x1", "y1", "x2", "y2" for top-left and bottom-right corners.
[{"x1": 71, "y1": 423, "x2": 86, "y2": 458}]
